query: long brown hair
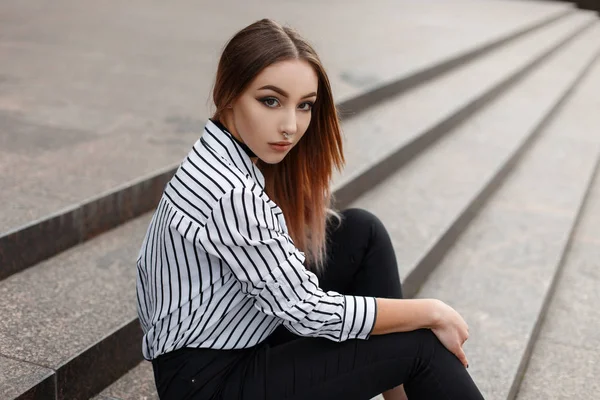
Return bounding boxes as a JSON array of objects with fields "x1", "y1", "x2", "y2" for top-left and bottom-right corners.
[{"x1": 212, "y1": 18, "x2": 345, "y2": 274}]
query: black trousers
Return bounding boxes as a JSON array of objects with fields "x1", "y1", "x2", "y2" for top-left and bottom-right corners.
[{"x1": 152, "y1": 208, "x2": 484, "y2": 399}]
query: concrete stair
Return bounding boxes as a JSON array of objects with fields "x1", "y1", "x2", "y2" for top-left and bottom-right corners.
[
  {"x1": 0, "y1": 0, "x2": 574, "y2": 281},
  {"x1": 2, "y1": 1, "x2": 600, "y2": 399},
  {"x1": 516, "y1": 72, "x2": 600, "y2": 397},
  {"x1": 410, "y1": 34, "x2": 600, "y2": 399},
  {"x1": 350, "y1": 18, "x2": 600, "y2": 400}
]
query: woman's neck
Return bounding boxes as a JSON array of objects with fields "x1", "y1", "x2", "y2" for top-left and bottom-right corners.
[{"x1": 215, "y1": 114, "x2": 258, "y2": 161}]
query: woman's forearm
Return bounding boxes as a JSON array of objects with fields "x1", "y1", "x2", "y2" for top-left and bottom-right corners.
[{"x1": 370, "y1": 298, "x2": 441, "y2": 335}]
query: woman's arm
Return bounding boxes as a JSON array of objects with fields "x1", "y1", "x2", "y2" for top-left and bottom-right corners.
[
  {"x1": 371, "y1": 298, "x2": 470, "y2": 368},
  {"x1": 198, "y1": 187, "x2": 376, "y2": 342},
  {"x1": 370, "y1": 298, "x2": 440, "y2": 335}
]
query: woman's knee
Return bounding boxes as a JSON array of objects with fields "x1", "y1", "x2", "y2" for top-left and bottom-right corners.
[
  {"x1": 390, "y1": 329, "x2": 440, "y2": 373},
  {"x1": 340, "y1": 208, "x2": 391, "y2": 242}
]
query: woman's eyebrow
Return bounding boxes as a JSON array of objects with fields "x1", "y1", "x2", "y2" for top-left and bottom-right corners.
[{"x1": 258, "y1": 85, "x2": 317, "y2": 99}]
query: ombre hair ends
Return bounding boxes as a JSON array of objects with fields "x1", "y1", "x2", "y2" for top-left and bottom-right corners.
[{"x1": 212, "y1": 18, "x2": 345, "y2": 274}]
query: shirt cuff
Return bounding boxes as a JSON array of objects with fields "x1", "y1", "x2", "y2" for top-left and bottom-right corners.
[{"x1": 340, "y1": 295, "x2": 377, "y2": 341}]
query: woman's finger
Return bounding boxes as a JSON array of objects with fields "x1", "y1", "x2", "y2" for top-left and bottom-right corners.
[{"x1": 456, "y1": 346, "x2": 469, "y2": 368}]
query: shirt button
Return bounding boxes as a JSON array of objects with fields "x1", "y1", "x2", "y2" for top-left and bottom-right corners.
[{"x1": 272, "y1": 282, "x2": 281, "y2": 288}]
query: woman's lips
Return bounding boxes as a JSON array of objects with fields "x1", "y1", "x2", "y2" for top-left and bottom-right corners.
[
  {"x1": 269, "y1": 143, "x2": 292, "y2": 151},
  {"x1": 269, "y1": 142, "x2": 292, "y2": 152}
]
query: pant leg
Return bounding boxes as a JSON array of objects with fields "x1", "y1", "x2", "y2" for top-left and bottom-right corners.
[
  {"x1": 222, "y1": 328, "x2": 484, "y2": 400},
  {"x1": 152, "y1": 346, "x2": 250, "y2": 400},
  {"x1": 319, "y1": 208, "x2": 403, "y2": 300}
]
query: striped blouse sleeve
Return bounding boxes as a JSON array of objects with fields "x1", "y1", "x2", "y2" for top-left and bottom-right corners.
[{"x1": 198, "y1": 187, "x2": 377, "y2": 342}]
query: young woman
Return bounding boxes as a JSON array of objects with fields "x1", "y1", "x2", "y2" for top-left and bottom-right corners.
[{"x1": 136, "y1": 18, "x2": 484, "y2": 400}]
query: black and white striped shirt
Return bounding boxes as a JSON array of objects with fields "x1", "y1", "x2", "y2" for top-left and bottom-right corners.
[{"x1": 136, "y1": 119, "x2": 377, "y2": 360}]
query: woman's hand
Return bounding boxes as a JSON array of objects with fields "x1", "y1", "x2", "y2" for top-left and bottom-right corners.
[{"x1": 430, "y1": 299, "x2": 470, "y2": 368}]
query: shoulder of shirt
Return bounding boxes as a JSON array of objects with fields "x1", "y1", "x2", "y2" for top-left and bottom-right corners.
[{"x1": 162, "y1": 142, "x2": 273, "y2": 230}]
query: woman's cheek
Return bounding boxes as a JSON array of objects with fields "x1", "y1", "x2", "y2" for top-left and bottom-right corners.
[
  {"x1": 298, "y1": 113, "x2": 311, "y2": 135},
  {"x1": 253, "y1": 102, "x2": 273, "y2": 122},
  {"x1": 242, "y1": 102, "x2": 265, "y2": 133}
]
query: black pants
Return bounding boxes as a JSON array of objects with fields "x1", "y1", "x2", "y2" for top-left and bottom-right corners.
[{"x1": 152, "y1": 208, "x2": 484, "y2": 399}]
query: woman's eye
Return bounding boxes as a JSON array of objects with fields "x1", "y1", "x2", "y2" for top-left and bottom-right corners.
[
  {"x1": 298, "y1": 102, "x2": 314, "y2": 111},
  {"x1": 260, "y1": 97, "x2": 280, "y2": 108}
]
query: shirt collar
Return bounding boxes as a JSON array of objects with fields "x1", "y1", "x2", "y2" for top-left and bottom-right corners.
[{"x1": 201, "y1": 119, "x2": 265, "y2": 189}]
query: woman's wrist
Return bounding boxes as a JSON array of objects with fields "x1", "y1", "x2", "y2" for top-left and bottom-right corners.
[{"x1": 423, "y1": 298, "x2": 443, "y2": 329}]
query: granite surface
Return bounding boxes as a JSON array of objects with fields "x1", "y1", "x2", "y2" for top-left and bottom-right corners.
[
  {"x1": 0, "y1": 213, "x2": 152, "y2": 398},
  {"x1": 535, "y1": 231, "x2": 600, "y2": 352},
  {"x1": 0, "y1": 3, "x2": 583, "y2": 281},
  {"x1": 0, "y1": 164, "x2": 175, "y2": 280},
  {"x1": 0, "y1": 0, "x2": 572, "y2": 237},
  {"x1": 56, "y1": 320, "x2": 143, "y2": 400},
  {"x1": 516, "y1": 340, "x2": 600, "y2": 399},
  {"x1": 348, "y1": 22, "x2": 600, "y2": 290},
  {"x1": 1, "y1": 1, "x2": 598, "y2": 398},
  {"x1": 410, "y1": 47, "x2": 600, "y2": 399},
  {"x1": 0, "y1": 355, "x2": 54, "y2": 400},
  {"x1": 516, "y1": 102, "x2": 600, "y2": 399},
  {"x1": 334, "y1": 13, "x2": 596, "y2": 194},
  {"x1": 0, "y1": 205, "x2": 81, "y2": 281},
  {"x1": 0, "y1": 214, "x2": 150, "y2": 367}
]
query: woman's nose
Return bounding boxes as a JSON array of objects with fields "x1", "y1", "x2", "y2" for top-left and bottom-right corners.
[{"x1": 280, "y1": 109, "x2": 298, "y2": 137}]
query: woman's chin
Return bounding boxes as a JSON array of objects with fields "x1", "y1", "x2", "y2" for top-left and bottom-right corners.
[{"x1": 258, "y1": 152, "x2": 287, "y2": 165}]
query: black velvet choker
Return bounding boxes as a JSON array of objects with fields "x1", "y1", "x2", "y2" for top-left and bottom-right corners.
[{"x1": 211, "y1": 119, "x2": 257, "y2": 158}]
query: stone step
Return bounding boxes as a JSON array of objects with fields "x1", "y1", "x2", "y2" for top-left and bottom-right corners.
[
  {"x1": 515, "y1": 58, "x2": 600, "y2": 400},
  {"x1": 0, "y1": 215, "x2": 151, "y2": 400},
  {"x1": 2, "y1": 13, "x2": 599, "y2": 400},
  {"x1": 411, "y1": 37, "x2": 600, "y2": 400},
  {"x1": 333, "y1": 10, "x2": 596, "y2": 209},
  {"x1": 0, "y1": 1, "x2": 576, "y2": 281},
  {"x1": 5, "y1": 8, "x2": 600, "y2": 400},
  {"x1": 87, "y1": 21, "x2": 600, "y2": 400},
  {"x1": 348, "y1": 20, "x2": 600, "y2": 298},
  {"x1": 48, "y1": 17, "x2": 600, "y2": 400},
  {"x1": 0, "y1": 356, "x2": 54, "y2": 400}
]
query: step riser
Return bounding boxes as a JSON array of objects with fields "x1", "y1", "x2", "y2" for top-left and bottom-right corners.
[
  {"x1": 576, "y1": 0, "x2": 600, "y2": 12},
  {"x1": 0, "y1": 167, "x2": 175, "y2": 282},
  {"x1": 10, "y1": 320, "x2": 142, "y2": 400},
  {"x1": 15, "y1": 376, "x2": 54, "y2": 400},
  {"x1": 0, "y1": 10, "x2": 575, "y2": 282},
  {"x1": 55, "y1": 320, "x2": 142, "y2": 400},
  {"x1": 402, "y1": 47, "x2": 600, "y2": 299}
]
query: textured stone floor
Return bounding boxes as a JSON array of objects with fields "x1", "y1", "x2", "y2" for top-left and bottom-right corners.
[{"x1": 0, "y1": 0, "x2": 569, "y2": 235}]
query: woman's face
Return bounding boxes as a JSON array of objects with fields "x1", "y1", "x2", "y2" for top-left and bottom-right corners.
[{"x1": 223, "y1": 59, "x2": 318, "y2": 164}]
